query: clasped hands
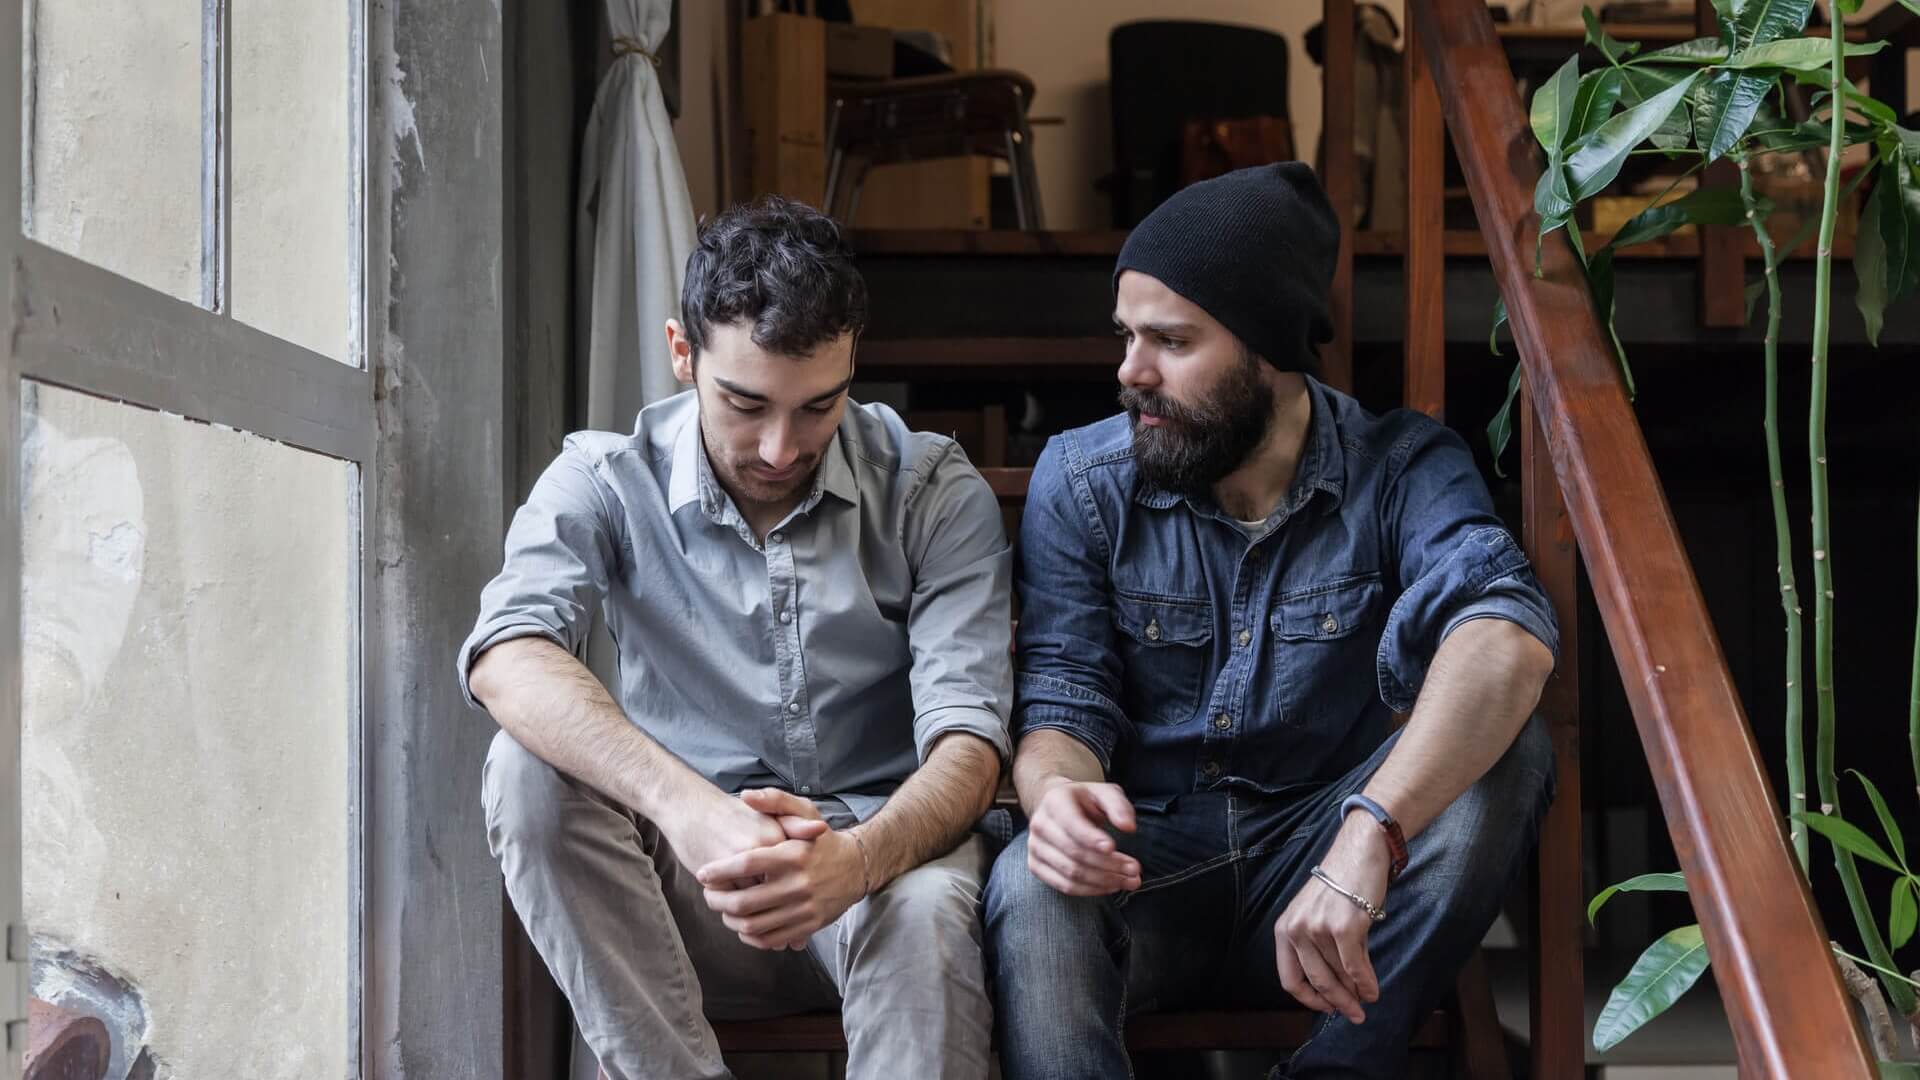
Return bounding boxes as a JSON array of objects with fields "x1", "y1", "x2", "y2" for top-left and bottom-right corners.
[
  {"x1": 671, "y1": 787, "x2": 868, "y2": 953},
  {"x1": 1027, "y1": 779, "x2": 1392, "y2": 1025}
]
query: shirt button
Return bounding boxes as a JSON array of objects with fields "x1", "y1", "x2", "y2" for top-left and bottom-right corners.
[
  {"x1": 1322, "y1": 614, "x2": 1339, "y2": 634},
  {"x1": 1145, "y1": 619, "x2": 1161, "y2": 641},
  {"x1": 787, "y1": 701, "x2": 801, "y2": 714},
  {"x1": 1201, "y1": 761, "x2": 1221, "y2": 779},
  {"x1": 778, "y1": 609, "x2": 793, "y2": 624},
  {"x1": 1236, "y1": 629, "x2": 1251, "y2": 648},
  {"x1": 799, "y1": 785, "x2": 811, "y2": 794},
  {"x1": 769, "y1": 531, "x2": 784, "y2": 545},
  {"x1": 1212, "y1": 713, "x2": 1231, "y2": 731}
]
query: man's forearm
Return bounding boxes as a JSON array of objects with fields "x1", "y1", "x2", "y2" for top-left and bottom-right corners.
[
  {"x1": 1012, "y1": 727, "x2": 1107, "y2": 815},
  {"x1": 1359, "y1": 618, "x2": 1554, "y2": 839},
  {"x1": 849, "y1": 731, "x2": 1001, "y2": 890},
  {"x1": 469, "y1": 635, "x2": 717, "y2": 824}
]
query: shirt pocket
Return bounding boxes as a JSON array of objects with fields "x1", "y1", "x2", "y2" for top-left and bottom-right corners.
[
  {"x1": 1113, "y1": 591, "x2": 1215, "y2": 726},
  {"x1": 1270, "y1": 574, "x2": 1384, "y2": 729}
]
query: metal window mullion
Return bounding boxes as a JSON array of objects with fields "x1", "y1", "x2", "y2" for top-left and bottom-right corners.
[
  {"x1": 12, "y1": 242, "x2": 371, "y2": 463},
  {"x1": 202, "y1": 0, "x2": 230, "y2": 312}
]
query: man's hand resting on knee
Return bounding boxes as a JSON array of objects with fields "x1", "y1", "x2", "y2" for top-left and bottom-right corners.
[
  {"x1": 659, "y1": 787, "x2": 828, "y2": 890},
  {"x1": 1275, "y1": 811, "x2": 1389, "y2": 1025},
  {"x1": 695, "y1": 789, "x2": 866, "y2": 951},
  {"x1": 1025, "y1": 780, "x2": 1142, "y2": 896}
]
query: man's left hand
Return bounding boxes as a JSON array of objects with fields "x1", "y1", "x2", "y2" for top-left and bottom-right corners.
[
  {"x1": 1275, "y1": 812, "x2": 1391, "y2": 1024},
  {"x1": 696, "y1": 789, "x2": 869, "y2": 951}
]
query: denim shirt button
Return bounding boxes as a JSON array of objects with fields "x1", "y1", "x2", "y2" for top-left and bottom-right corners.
[
  {"x1": 787, "y1": 701, "x2": 801, "y2": 714},
  {"x1": 778, "y1": 609, "x2": 793, "y2": 624},
  {"x1": 1212, "y1": 713, "x2": 1231, "y2": 731},
  {"x1": 1236, "y1": 628, "x2": 1251, "y2": 648},
  {"x1": 1145, "y1": 619, "x2": 1161, "y2": 641},
  {"x1": 1201, "y1": 761, "x2": 1221, "y2": 779},
  {"x1": 1322, "y1": 613, "x2": 1339, "y2": 633}
]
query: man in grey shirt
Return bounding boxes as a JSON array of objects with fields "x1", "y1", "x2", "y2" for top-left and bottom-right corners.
[{"x1": 460, "y1": 197, "x2": 1011, "y2": 1080}]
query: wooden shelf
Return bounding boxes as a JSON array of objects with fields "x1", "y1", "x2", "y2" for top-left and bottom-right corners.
[{"x1": 853, "y1": 228, "x2": 1851, "y2": 261}]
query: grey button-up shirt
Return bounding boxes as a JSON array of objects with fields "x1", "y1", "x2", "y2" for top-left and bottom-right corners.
[{"x1": 458, "y1": 391, "x2": 1014, "y2": 821}]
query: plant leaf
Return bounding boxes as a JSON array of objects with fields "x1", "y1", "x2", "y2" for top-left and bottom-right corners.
[
  {"x1": 1533, "y1": 55, "x2": 1582, "y2": 154},
  {"x1": 1850, "y1": 161, "x2": 1912, "y2": 343},
  {"x1": 1733, "y1": 0, "x2": 1814, "y2": 50},
  {"x1": 1535, "y1": 166, "x2": 1576, "y2": 247},
  {"x1": 1568, "y1": 72, "x2": 1702, "y2": 200},
  {"x1": 1610, "y1": 187, "x2": 1752, "y2": 250},
  {"x1": 1593, "y1": 924, "x2": 1711, "y2": 1052},
  {"x1": 1570, "y1": 68, "x2": 1627, "y2": 147},
  {"x1": 1489, "y1": 296, "x2": 1508, "y2": 356},
  {"x1": 1890, "y1": 876, "x2": 1917, "y2": 950},
  {"x1": 1584, "y1": 8, "x2": 1642, "y2": 65},
  {"x1": 1879, "y1": 1062, "x2": 1920, "y2": 1080},
  {"x1": 1723, "y1": 38, "x2": 1886, "y2": 74},
  {"x1": 1588, "y1": 871, "x2": 1688, "y2": 925},
  {"x1": 1848, "y1": 768, "x2": 1908, "y2": 866},
  {"x1": 1620, "y1": 67, "x2": 1696, "y2": 149},
  {"x1": 1796, "y1": 811, "x2": 1907, "y2": 873},
  {"x1": 1694, "y1": 70, "x2": 1774, "y2": 162},
  {"x1": 1488, "y1": 363, "x2": 1522, "y2": 479},
  {"x1": 1635, "y1": 37, "x2": 1729, "y2": 65},
  {"x1": 1895, "y1": 153, "x2": 1920, "y2": 299}
]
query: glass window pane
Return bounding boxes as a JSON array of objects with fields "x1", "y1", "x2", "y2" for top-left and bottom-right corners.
[
  {"x1": 27, "y1": 0, "x2": 203, "y2": 302},
  {"x1": 21, "y1": 381, "x2": 354, "y2": 1078},
  {"x1": 230, "y1": 0, "x2": 354, "y2": 364}
]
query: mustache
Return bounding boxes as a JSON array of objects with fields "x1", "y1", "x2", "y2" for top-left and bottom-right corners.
[{"x1": 1118, "y1": 386, "x2": 1210, "y2": 427}]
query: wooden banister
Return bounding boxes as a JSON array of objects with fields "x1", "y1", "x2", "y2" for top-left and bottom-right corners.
[{"x1": 1408, "y1": 0, "x2": 1875, "y2": 1074}]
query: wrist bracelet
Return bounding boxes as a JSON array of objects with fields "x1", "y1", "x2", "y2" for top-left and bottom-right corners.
[
  {"x1": 1309, "y1": 865, "x2": 1387, "y2": 924},
  {"x1": 849, "y1": 828, "x2": 873, "y2": 898},
  {"x1": 1340, "y1": 793, "x2": 1409, "y2": 881}
]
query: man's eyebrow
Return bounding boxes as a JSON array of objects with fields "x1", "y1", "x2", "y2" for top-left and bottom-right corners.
[
  {"x1": 805, "y1": 374, "x2": 855, "y2": 405},
  {"x1": 711, "y1": 376, "x2": 768, "y2": 402},
  {"x1": 1138, "y1": 322, "x2": 1199, "y2": 336}
]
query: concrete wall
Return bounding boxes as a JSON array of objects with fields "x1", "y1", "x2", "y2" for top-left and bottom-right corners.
[{"x1": 21, "y1": 383, "x2": 352, "y2": 1080}]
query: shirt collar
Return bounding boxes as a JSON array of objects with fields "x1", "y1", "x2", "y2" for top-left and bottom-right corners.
[
  {"x1": 1132, "y1": 375, "x2": 1346, "y2": 515},
  {"x1": 666, "y1": 404, "x2": 862, "y2": 525}
]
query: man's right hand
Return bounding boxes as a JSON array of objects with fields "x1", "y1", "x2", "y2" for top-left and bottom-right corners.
[
  {"x1": 1026, "y1": 780, "x2": 1142, "y2": 896},
  {"x1": 659, "y1": 787, "x2": 828, "y2": 880}
]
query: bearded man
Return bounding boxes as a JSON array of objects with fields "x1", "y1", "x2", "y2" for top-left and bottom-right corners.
[{"x1": 983, "y1": 163, "x2": 1561, "y2": 1080}]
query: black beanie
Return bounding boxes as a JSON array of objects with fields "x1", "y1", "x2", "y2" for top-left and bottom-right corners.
[{"x1": 1114, "y1": 162, "x2": 1339, "y2": 371}]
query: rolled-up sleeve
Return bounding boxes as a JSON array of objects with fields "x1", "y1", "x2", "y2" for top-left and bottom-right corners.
[
  {"x1": 903, "y1": 444, "x2": 1016, "y2": 764},
  {"x1": 455, "y1": 444, "x2": 622, "y2": 710},
  {"x1": 1011, "y1": 438, "x2": 1131, "y2": 771},
  {"x1": 1376, "y1": 421, "x2": 1559, "y2": 712}
]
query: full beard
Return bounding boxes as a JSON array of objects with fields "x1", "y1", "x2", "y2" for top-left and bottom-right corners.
[{"x1": 1119, "y1": 353, "x2": 1273, "y2": 501}]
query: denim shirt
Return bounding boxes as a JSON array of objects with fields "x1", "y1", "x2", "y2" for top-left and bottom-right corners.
[{"x1": 1014, "y1": 377, "x2": 1557, "y2": 807}]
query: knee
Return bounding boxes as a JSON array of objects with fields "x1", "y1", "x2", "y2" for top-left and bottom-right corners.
[
  {"x1": 983, "y1": 834, "x2": 1103, "y2": 953},
  {"x1": 480, "y1": 728, "x2": 573, "y2": 859}
]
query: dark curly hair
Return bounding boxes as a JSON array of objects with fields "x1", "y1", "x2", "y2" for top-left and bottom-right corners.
[{"x1": 679, "y1": 196, "x2": 868, "y2": 362}]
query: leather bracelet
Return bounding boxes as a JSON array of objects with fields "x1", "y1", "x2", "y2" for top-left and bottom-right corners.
[
  {"x1": 1309, "y1": 865, "x2": 1388, "y2": 923},
  {"x1": 1340, "y1": 793, "x2": 1409, "y2": 881}
]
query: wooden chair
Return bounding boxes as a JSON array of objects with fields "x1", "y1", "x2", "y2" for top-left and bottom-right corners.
[{"x1": 824, "y1": 70, "x2": 1045, "y2": 229}]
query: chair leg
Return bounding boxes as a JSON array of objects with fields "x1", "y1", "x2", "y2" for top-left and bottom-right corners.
[
  {"x1": 1009, "y1": 114, "x2": 1045, "y2": 230},
  {"x1": 1450, "y1": 949, "x2": 1513, "y2": 1080}
]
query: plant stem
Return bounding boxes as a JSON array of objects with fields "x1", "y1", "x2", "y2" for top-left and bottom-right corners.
[
  {"x1": 1812, "y1": 2, "x2": 1917, "y2": 1016},
  {"x1": 1741, "y1": 157, "x2": 1809, "y2": 873},
  {"x1": 1911, "y1": 486, "x2": 1919, "y2": 802}
]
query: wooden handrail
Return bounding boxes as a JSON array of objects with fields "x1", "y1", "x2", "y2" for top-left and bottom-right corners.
[{"x1": 1408, "y1": 0, "x2": 1875, "y2": 1074}]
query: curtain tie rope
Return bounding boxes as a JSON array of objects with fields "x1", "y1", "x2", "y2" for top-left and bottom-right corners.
[{"x1": 610, "y1": 35, "x2": 660, "y2": 66}]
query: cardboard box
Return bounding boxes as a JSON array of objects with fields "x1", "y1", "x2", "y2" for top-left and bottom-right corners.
[{"x1": 827, "y1": 24, "x2": 893, "y2": 80}]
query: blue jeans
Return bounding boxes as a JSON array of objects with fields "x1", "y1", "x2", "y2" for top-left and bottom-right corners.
[{"x1": 984, "y1": 715, "x2": 1555, "y2": 1080}]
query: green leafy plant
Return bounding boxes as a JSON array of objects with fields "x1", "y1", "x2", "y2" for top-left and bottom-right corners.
[{"x1": 1494, "y1": 0, "x2": 1920, "y2": 1062}]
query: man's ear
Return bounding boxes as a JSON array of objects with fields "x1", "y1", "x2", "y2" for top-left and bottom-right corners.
[{"x1": 666, "y1": 318, "x2": 694, "y2": 384}]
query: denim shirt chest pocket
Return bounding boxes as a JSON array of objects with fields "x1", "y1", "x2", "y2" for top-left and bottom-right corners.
[
  {"x1": 1112, "y1": 591, "x2": 1214, "y2": 726},
  {"x1": 1269, "y1": 573, "x2": 1383, "y2": 729}
]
